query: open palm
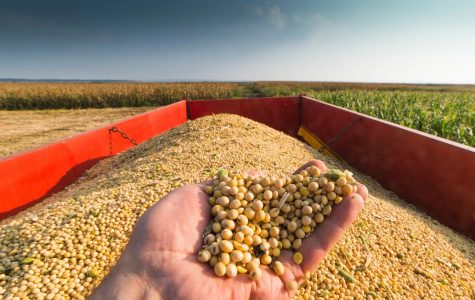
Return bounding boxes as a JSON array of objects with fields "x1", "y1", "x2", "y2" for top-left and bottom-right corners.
[{"x1": 90, "y1": 160, "x2": 368, "y2": 300}]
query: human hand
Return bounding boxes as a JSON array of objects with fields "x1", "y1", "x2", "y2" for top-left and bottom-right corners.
[{"x1": 89, "y1": 160, "x2": 368, "y2": 300}]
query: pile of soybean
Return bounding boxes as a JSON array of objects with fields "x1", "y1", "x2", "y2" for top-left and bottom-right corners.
[{"x1": 0, "y1": 114, "x2": 474, "y2": 300}]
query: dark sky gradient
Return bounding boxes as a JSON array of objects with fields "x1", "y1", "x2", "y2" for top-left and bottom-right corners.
[{"x1": 1, "y1": 0, "x2": 474, "y2": 82}]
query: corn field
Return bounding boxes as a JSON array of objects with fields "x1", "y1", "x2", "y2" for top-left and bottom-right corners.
[
  {"x1": 0, "y1": 81, "x2": 474, "y2": 147},
  {"x1": 255, "y1": 82, "x2": 475, "y2": 147},
  {"x1": 315, "y1": 91, "x2": 474, "y2": 146},
  {"x1": 0, "y1": 82, "x2": 243, "y2": 109}
]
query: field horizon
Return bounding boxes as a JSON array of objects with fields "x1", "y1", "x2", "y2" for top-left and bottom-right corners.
[
  {"x1": 1, "y1": 81, "x2": 473, "y2": 148},
  {"x1": 2, "y1": 79, "x2": 475, "y2": 87}
]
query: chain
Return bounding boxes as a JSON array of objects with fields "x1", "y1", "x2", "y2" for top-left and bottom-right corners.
[
  {"x1": 318, "y1": 116, "x2": 363, "y2": 153},
  {"x1": 109, "y1": 127, "x2": 138, "y2": 154}
]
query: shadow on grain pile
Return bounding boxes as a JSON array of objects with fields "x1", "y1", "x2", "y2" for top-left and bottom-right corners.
[{"x1": 0, "y1": 114, "x2": 474, "y2": 300}]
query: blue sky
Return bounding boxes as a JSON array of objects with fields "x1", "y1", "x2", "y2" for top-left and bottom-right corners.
[{"x1": 1, "y1": 0, "x2": 474, "y2": 83}]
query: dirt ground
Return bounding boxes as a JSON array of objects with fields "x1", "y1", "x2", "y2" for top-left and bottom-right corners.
[{"x1": 0, "y1": 107, "x2": 153, "y2": 158}]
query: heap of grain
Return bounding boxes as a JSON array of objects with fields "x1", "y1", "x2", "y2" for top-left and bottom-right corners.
[{"x1": 0, "y1": 114, "x2": 474, "y2": 300}]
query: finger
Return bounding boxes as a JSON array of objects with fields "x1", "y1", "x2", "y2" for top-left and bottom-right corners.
[
  {"x1": 299, "y1": 193, "x2": 364, "y2": 272},
  {"x1": 250, "y1": 268, "x2": 289, "y2": 300},
  {"x1": 274, "y1": 249, "x2": 305, "y2": 298},
  {"x1": 293, "y1": 159, "x2": 327, "y2": 175},
  {"x1": 356, "y1": 183, "x2": 368, "y2": 201}
]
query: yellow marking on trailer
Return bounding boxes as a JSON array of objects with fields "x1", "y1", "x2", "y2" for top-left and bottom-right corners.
[{"x1": 297, "y1": 126, "x2": 343, "y2": 161}]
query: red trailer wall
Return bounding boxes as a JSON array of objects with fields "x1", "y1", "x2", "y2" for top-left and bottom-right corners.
[
  {"x1": 301, "y1": 96, "x2": 475, "y2": 239},
  {"x1": 0, "y1": 101, "x2": 187, "y2": 219},
  {"x1": 187, "y1": 97, "x2": 300, "y2": 137}
]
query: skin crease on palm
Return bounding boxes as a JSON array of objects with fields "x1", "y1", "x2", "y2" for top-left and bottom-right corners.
[{"x1": 89, "y1": 160, "x2": 368, "y2": 300}]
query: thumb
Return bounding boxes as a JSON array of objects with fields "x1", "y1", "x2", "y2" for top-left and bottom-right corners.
[{"x1": 299, "y1": 192, "x2": 364, "y2": 272}]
